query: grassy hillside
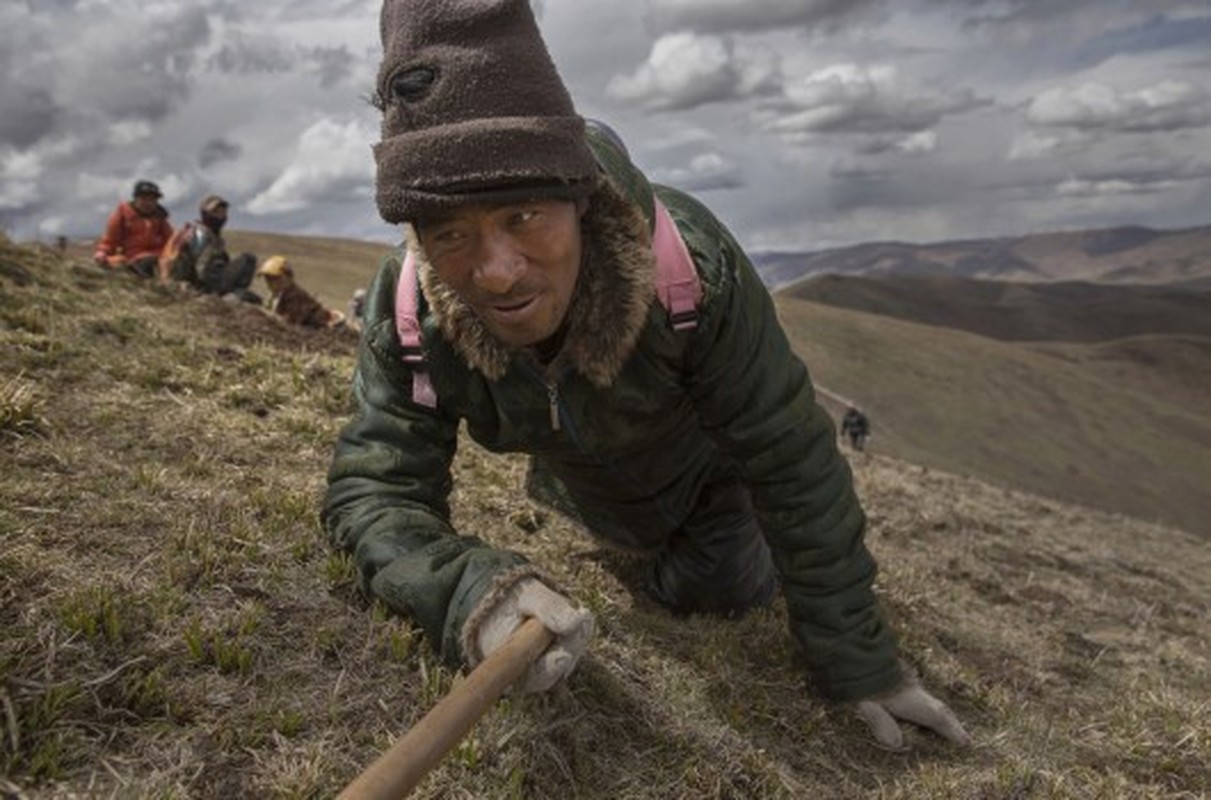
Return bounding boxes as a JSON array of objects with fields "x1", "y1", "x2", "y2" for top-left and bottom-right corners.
[
  {"x1": 776, "y1": 296, "x2": 1211, "y2": 536},
  {"x1": 3, "y1": 238, "x2": 1210, "y2": 798},
  {"x1": 783, "y1": 273, "x2": 1211, "y2": 343}
]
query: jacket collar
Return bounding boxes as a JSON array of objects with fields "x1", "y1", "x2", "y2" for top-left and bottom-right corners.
[{"x1": 407, "y1": 174, "x2": 655, "y2": 387}]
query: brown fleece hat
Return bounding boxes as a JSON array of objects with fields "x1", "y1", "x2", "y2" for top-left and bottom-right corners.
[{"x1": 373, "y1": 0, "x2": 598, "y2": 224}]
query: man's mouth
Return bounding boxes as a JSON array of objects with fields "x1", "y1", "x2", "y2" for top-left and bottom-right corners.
[{"x1": 487, "y1": 295, "x2": 538, "y2": 321}]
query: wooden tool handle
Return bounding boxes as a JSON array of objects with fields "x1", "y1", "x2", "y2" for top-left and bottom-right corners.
[{"x1": 337, "y1": 618, "x2": 554, "y2": 800}]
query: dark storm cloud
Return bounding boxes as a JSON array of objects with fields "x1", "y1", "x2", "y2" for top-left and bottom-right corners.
[
  {"x1": 308, "y1": 46, "x2": 357, "y2": 89},
  {"x1": 208, "y1": 38, "x2": 355, "y2": 89},
  {"x1": 198, "y1": 139, "x2": 243, "y2": 169},
  {"x1": 0, "y1": 86, "x2": 59, "y2": 149},
  {"x1": 208, "y1": 40, "x2": 295, "y2": 75}
]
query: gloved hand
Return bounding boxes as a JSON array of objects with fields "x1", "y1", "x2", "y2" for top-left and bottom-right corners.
[
  {"x1": 856, "y1": 669, "x2": 971, "y2": 750},
  {"x1": 473, "y1": 578, "x2": 594, "y2": 694}
]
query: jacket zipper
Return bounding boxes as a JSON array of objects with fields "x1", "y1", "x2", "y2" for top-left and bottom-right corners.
[{"x1": 546, "y1": 381, "x2": 561, "y2": 432}]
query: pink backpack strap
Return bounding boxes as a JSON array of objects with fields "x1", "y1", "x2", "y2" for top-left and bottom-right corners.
[
  {"x1": 394, "y1": 251, "x2": 438, "y2": 409},
  {"x1": 652, "y1": 197, "x2": 702, "y2": 331}
]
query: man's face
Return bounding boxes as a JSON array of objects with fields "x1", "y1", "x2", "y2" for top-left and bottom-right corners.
[
  {"x1": 418, "y1": 198, "x2": 583, "y2": 349},
  {"x1": 132, "y1": 194, "x2": 158, "y2": 214}
]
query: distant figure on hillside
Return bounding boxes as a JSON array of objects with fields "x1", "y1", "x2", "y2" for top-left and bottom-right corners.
[
  {"x1": 324, "y1": 0, "x2": 968, "y2": 755},
  {"x1": 841, "y1": 405, "x2": 871, "y2": 451},
  {"x1": 159, "y1": 195, "x2": 260, "y2": 304},
  {"x1": 257, "y1": 255, "x2": 346, "y2": 329},
  {"x1": 346, "y1": 288, "x2": 367, "y2": 330},
  {"x1": 93, "y1": 180, "x2": 173, "y2": 278}
]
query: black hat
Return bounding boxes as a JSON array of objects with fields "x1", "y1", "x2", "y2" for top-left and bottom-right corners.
[
  {"x1": 132, "y1": 180, "x2": 162, "y2": 198},
  {"x1": 373, "y1": 0, "x2": 597, "y2": 224}
]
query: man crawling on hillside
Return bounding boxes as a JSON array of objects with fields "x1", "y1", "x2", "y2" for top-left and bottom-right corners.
[{"x1": 323, "y1": 0, "x2": 970, "y2": 753}]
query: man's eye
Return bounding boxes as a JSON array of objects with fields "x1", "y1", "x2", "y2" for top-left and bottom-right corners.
[{"x1": 509, "y1": 209, "x2": 540, "y2": 226}]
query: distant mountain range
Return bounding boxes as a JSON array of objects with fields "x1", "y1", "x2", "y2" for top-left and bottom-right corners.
[
  {"x1": 754, "y1": 223, "x2": 1211, "y2": 290},
  {"x1": 784, "y1": 273, "x2": 1211, "y2": 343}
]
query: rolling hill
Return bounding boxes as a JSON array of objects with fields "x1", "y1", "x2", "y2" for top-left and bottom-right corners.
[
  {"x1": 784, "y1": 273, "x2": 1211, "y2": 343},
  {"x1": 3, "y1": 234, "x2": 1209, "y2": 798},
  {"x1": 755, "y1": 223, "x2": 1211, "y2": 290},
  {"x1": 777, "y1": 295, "x2": 1210, "y2": 536}
]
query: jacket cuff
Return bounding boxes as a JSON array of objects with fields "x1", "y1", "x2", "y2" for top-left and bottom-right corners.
[{"x1": 458, "y1": 564, "x2": 551, "y2": 668}]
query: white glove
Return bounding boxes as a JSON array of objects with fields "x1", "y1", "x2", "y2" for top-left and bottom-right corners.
[
  {"x1": 474, "y1": 578, "x2": 594, "y2": 694},
  {"x1": 856, "y1": 674, "x2": 971, "y2": 750}
]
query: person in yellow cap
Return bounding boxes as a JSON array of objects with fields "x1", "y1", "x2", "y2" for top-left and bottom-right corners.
[{"x1": 257, "y1": 255, "x2": 346, "y2": 329}]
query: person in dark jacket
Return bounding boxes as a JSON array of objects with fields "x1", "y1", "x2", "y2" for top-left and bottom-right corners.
[
  {"x1": 258, "y1": 255, "x2": 346, "y2": 328},
  {"x1": 324, "y1": 0, "x2": 969, "y2": 752},
  {"x1": 159, "y1": 195, "x2": 260, "y2": 304},
  {"x1": 841, "y1": 405, "x2": 872, "y2": 451},
  {"x1": 93, "y1": 179, "x2": 173, "y2": 278}
]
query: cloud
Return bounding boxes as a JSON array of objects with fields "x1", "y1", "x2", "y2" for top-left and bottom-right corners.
[
  {"x1": 606, "y1": 32, "x2": 778, "y2": 110},
  {"x1": 199, "y1": 139, "x2": 243, "y2": 169},
  {"x1": 856, "y1": 130, "x2": 939, "y2": 156},
  {"x1": 766, "y1": 64, "x2": 986, "y2": 136},
  {"x1": 954, "y1": 1, "x2": 1210, "y2": 44},
  {"x1": 308, "y1": 45, "x2": 356, "y2": 89},
  {"x1": 1026, "y1": 80, "x2": 1211, "y2": 132},
  {"x1": 0, "y1": 86, "x2": 60, "y2": 149},
  {"x1": 0, "y1": 149, "x2": 43, "y2": 211},
  {"x1": 649, "y1": 152, "x2": 744, "y2": 192},
  {"x1": 1008, "y1": 130, "x2": 1080, "y2": 160},
  {"x1": 1055, "y1": 177, "x2": 1177, "y2": 198},
  {"x1": 644, "y1": 0, "x2": 885, "y2": 34},
  {"x1": 246, "y1": 118, "x2": 375, "y2": 215}
]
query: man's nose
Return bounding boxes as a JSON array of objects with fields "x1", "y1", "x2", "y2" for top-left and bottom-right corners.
[{"x1": 473, "y1": 231, "x2": 524, "y2": 294}]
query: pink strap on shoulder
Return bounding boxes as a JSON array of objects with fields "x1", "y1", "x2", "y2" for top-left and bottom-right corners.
[
  {"x1": 652, "y1": 198, "x2": 702, "y2": 331},
  {"x1": 394, "y1": 251, "x2": 438, "y2": 409}
]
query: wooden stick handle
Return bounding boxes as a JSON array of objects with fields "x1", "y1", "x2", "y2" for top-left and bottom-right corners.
[{"x1": 337, "y1": 618, "x2": 554, "y2": 800}]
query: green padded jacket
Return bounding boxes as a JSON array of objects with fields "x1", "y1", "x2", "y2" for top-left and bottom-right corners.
[{"x1": 322, "y1": 129, "x2": 903, "y2": 702}]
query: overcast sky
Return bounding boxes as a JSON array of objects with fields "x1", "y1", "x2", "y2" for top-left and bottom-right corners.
[{"x1": 3, "y1": 0, "x2": 1210, "y2": 253}]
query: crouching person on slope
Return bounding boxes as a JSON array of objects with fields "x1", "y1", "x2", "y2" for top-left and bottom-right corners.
[
  {"x1": 257, "y1": 256, "x2": 346, "y2": 329},
  {"x1": 323, "y1": 0, "x2": 970, "y2": 752}
]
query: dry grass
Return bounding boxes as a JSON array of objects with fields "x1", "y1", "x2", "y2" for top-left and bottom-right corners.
[{"x1": 2, "y1": 239, "x2": 1209, "y2": 798}]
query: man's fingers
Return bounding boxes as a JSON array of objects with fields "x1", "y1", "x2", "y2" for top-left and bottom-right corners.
[
  {"x1": 884, "y1": 687, "x2": 973, "y2": 747},
  {"x1": 522, "y1": 648, "x2": 574, "y2": 693},
  {"x1": 855, "y1": 700, "x2": 906, "y2": 751},
  {"x1": 906, "y1": 701, "x2": 972, "y2": 746}
]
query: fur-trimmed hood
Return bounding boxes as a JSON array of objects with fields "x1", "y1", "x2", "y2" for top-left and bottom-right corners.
[{"x1": 405, "y1": 173, "x2": 656, "y2": 388}]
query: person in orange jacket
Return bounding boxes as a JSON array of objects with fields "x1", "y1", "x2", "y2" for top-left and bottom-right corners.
[{"x1": 93, "y1": 180, "x2": 173, "y2": 278}]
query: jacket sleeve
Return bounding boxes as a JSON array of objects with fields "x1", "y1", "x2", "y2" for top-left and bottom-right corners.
[
  {"x1": 94, "y1": 206, "x2": 124, "y2": 260},
  {"x1": 662, "y1": 188, "x2": 902, "y2": 702},
  {"x1": 322, "y1": 254, "x2": 530, "y2": 664}
]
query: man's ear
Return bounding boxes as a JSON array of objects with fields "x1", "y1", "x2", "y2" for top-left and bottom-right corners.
[{"x1": 574, "y1": 196, "x2": 590, "y2": 219}]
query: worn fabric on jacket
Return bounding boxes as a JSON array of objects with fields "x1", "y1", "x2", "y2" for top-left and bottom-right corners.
[
  {"x1": 323, "y1": 129, "x2": 902, "y2": 702},
  {"x1": 94, "y1": 201, "x2": 173, "y2": 264}
]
